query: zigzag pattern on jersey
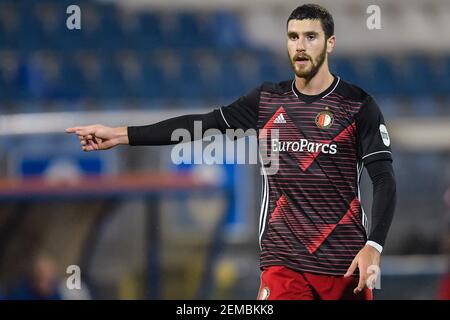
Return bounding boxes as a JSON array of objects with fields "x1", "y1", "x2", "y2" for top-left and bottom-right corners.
[{"x1": 268, "y1": 194, "x2": 361, "y2": 254}]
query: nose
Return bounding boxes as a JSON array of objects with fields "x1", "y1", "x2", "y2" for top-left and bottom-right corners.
[{"x1": 296, "y1": 37, "x2": 306, "y2": 52}]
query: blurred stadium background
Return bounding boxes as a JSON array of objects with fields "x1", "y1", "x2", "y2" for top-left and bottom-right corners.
[{"x1": 0, "y1": 0, "x2": 449, "y2": 299}]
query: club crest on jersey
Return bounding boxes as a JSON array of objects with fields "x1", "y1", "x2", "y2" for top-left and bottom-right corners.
[{"x1": 315, "y1": 110, "x2": 334, "y2": 129}]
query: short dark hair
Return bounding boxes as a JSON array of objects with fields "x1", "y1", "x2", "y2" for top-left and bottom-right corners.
[{"x1": 287, "y1": 4, "x2": 334, "y2": 39}]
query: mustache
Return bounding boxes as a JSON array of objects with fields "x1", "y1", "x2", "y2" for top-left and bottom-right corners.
[{"x1": 293, "y1": 53, "x2": 311, "y2": 62}]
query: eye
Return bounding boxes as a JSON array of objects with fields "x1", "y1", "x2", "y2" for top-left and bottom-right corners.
[
  {"x1": 307, "y1": 34, "x2": 316, "y2": 41},
  {"x1": 289, "y1": 34, "x2": 298, "y2": 40}
]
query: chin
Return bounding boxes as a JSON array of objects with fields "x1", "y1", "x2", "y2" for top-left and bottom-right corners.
[
  {"x1": 295, "y1": 70, "x2": 312, "y2": 78},
  {"x1": 293, "y1": 66, "x2": 311, "y2": 78}
]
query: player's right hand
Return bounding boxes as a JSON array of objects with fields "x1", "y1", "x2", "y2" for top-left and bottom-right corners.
[{"x1": 65, "y1": 124, "x2": 129, "y2": 151}]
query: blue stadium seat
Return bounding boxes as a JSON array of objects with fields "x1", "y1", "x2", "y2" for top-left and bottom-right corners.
[
  {"x1": 433, "y1": 56, "x2": 450, "y2": 96},
  {"x1": 59, "y1": 55, "x2": 84, "y2": 100},
  {"x1": 110, "y1": 53, "x2": 143, "y2": 99},
  {"x1": 218, "y1": 52, "x2": 247, "y2": 100},
  {"x1": 38, "y1": 2, "x2": 65, "y2": 50},
  {"x1": 256, "y1": 50, "x2": 280, "y2": 81},
  {"x1": 15, "y1": 55, "x2": 47, "y2": 101},
  {"x1": 212, "y1": 11, "x2": 246, "y2": 48},
  {"x1": 95, "y1": 58, "x2": 126, "y2": 100},
  {"x1": 57, "y1": 25, "x2": 84, "y2": 51},
  {"x1": 0, "y1": 76, "x2": 5, "y2": 100},
  {"x1": 0, "y1": 2, "x2": 20, "y2": 49},
  {"x1": 330, "y1": 57, "x2": 359, "y2": 84},
  {"x1": 97, "y1": 5, "x2": 127, "y2": 50},
  {"x1": 17, "y1": 6, "x2": 45, "y2": 51},
  {"x1": 177, "y1": 57, "x2": 206, "y2": 99},
  {"x1": 397, "y1": 55, "x2": 433, "y2": 96},
  {"x1": 167, "y1": 13, "x2": 211, "y2": 48},
  {"x1": 366, "y1": 56, "x2": 398, "y2": 95},
  {"x1": 173, "y1": 13, "x2": 200, "y2": 47},
  {"x1": 140, "y1": 58, "x2": 165, "y2": 99},
  {"x1": 150, "y1": 51, "x2": 205, "y2": 100},
  {"x1": 136, "y1": 12, "x2": 163, "y2": 49},
  {"x1": 0, "y1": 51, "x2": 20, "y2": 101}
]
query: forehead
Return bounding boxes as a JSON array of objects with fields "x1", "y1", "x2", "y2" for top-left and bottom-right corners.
[{"x1": 287, "y1": 19, "x2": 324, "y2": 34}]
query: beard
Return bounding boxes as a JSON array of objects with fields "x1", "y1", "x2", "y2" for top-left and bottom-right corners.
[{"x1": 290, "y1": 44, "x2": 327, "y2": 81}]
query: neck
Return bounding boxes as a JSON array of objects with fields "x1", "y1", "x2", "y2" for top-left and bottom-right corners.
[{"x1": 295, "y1": 63, "x2": 334, "y2": 95}]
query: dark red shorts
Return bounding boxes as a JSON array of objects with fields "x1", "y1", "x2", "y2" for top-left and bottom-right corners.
[{"x1": 257, "y1": 265, "x2": 373, "y2": 300}]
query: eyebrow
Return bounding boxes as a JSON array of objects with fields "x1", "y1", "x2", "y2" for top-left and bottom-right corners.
[{"x1": 287, "y1": 31, "x2": 319, "y2": 37}]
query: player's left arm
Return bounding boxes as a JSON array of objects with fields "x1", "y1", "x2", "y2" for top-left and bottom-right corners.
[
  {"x1": 345, "y1": 95, "x2": 397, "y2": 293},
  {"x1": 345, "y1": 160, "x2": 396, "y2": 293}
]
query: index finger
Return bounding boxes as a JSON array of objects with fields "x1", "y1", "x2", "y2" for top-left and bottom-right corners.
[
  {"x1": 65, "y1": 127, "x2": 81, "y2": 133},
  {"x1": 66, "y1": 126, "x2": 96, "y2": 136}
]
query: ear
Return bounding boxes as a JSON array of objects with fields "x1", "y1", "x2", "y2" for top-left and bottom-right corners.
[{"x1": 326, "y1": 35, "x2": 336, "y2": 54}]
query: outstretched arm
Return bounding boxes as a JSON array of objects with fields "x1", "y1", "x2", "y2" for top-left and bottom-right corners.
[
  {"x1": 66, "y1": 87, "x2": 259, "y2": 151},
  {"x1": 66, "y1": 110, "x2": 226, "y2": 151},
  {"x1": 66, "y1": 87, "x2": 261, "y2": 151}
]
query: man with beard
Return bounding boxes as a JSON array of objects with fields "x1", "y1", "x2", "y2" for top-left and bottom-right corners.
[{"x1": 66, "y1": 4, "x2": 396, "y2": 300}]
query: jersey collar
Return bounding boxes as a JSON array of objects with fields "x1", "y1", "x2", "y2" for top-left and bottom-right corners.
[{"x1": 291, "y1": 75, "x2": 340, "y2": 103}]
